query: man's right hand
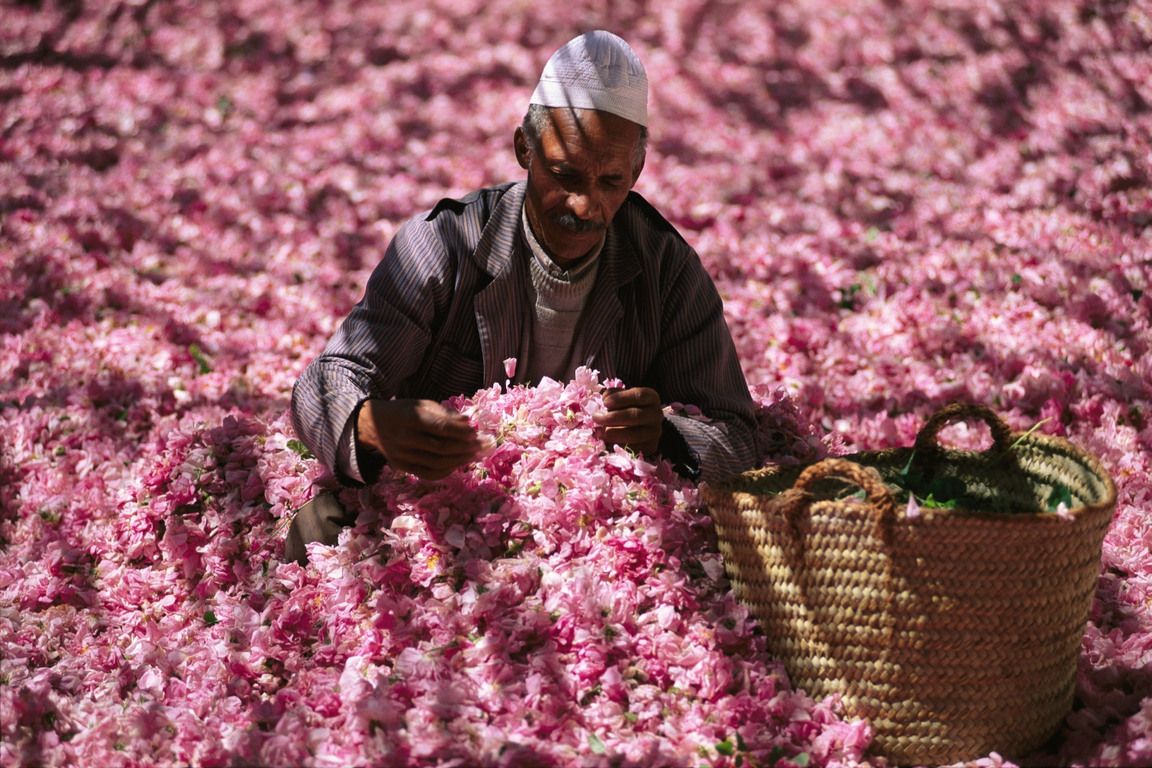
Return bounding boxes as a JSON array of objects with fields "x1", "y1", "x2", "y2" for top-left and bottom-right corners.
[{"x1": 356, "y1": 398, "x2": 491, "y2": 480}]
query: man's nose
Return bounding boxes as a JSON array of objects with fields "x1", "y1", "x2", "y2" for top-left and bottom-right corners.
[{"x1": 565, "y1": 189, "x2": 600, "y2": 220}]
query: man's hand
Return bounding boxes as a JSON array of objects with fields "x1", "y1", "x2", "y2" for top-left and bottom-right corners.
[
  {"x1": 357, "y1": 398, "x2": 491, "y2": 480},
  {"x1": 594, "y1": 387, "x2": 663, "y2": 456}
]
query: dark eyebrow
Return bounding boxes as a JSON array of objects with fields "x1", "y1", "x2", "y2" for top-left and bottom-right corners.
[{"x1": 546, "y1": 159, "x2": 626, "y2": 183}]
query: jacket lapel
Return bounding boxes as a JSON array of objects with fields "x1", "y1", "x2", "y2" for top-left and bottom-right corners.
[
  {"x1": 578, "y1": 224, "x2": 641, "y2": 378},
  {"x1": 472, "y1": 183, "x2": 528, "y2": 385}
]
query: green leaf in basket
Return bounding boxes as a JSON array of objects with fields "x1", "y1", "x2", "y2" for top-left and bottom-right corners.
[
  {"x1": 1047, "y1": 482, "x2": 1074, "y2": 512},
  {"x1": 587, "y1": 732, "x2": 607, "y2": 755},
  {"x1": 715, "y1": 739, "x2": 736, "y2": 756},
  {"x1": 920, "y1": 492, "x2": 957, "y2": 510},
  {"x1": 897, "y1": 451, "x2": 916, "y2": 479},
  {"x1": 895, "y1": 451, "x2": 931, "y2": 494},
  {"x1": 925, "y1": 475, "x2": 966, "y2": 505},
  {"x1": 893, "y1": 453, "x2": 967, "y2": 509}
]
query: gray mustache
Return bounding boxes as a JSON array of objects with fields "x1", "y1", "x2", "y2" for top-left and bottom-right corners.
[{"x1": 553, "y1": 212, "x2": 606, "y2": 234}]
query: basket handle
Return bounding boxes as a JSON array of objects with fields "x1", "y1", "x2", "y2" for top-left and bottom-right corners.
[
  {"x1": 912, "y1": 403, "x2": 1013, "y2": 456},
  {"x1": 782, "y1": 458, "x2": 898, "y2": 656},
  {"x1": 792, "y1": 458, "x2": 897, "y2": 521}
]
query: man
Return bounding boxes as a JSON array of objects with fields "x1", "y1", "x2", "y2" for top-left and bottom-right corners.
[{"x1": 286, "y1": 31, "x2": 759, "y2": 563}]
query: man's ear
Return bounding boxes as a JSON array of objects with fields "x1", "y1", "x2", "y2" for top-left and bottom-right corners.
[
  {"x1": 514, "y1": 127, "x2": 531, "y2": 170},
  {"x1": 631, "y1": 154, "x2": 645, "y2": 187}
]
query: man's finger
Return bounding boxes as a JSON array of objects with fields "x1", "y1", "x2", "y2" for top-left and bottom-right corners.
[
  {"x1": 601, "y1": 426, "x2": 657, "y2": 443},
  {"x1": 595, "y1": 408, "x2": 662, "y2": 427},
  {"x1": 397, "y1": 441, "x2": 483, "y2": 462},
  {"x1": 386, "y1": 443, "x2": 482, "y2": 478},
  {"x1": 411, "y1": 402, "x2": 478, "y2": 439},
  {"x1": 601, "y1": 425, "x2": 661, "y2": 455},
  {"x1": 389, "y1": 457, "x2": 457, "y2": 481},
  {"x1": 603, "y1": 387, "x2": 660, "y2": 411},
  {"x1": 598, "y1": 388, "x2": 663, "y2": 456},
  {"x1": 596, "y1": 387, "x2": 663, "y2": 429}
]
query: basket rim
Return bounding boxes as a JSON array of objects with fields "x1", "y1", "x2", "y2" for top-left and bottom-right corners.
[{"x1": 702, "y1": 429, "x2": 1118, "y2": 521}]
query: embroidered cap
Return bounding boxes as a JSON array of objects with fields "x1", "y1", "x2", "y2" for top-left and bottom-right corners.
[{"x1": 529, "y1": 31, "x2": 648, "y2": 127}]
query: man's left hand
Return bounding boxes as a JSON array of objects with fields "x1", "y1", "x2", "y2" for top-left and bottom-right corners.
[{"x1": 595, "y1": 387, "x2": 663, "y2": 456}]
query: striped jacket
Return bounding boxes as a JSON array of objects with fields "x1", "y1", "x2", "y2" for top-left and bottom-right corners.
[{"x1": 291, "y1": 181, "x2": 759, "y2": 483}]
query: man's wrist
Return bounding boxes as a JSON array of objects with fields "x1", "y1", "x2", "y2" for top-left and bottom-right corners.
[
  {"x1": 352, "y1": 398, "x2": 386, "y2": 484},
  {"x1": 657, "y1": 417, "x2": 700, "y2": 481}
]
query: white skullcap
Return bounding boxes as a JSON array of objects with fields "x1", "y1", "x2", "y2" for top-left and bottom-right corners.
[{"x1": 529, "y1": 31, "x2": 648, "y2": 127}]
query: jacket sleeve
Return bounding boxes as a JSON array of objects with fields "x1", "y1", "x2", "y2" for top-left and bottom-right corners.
[
  {"x1": 290, "y1": 217, "x2": 453, "y2": 482},
  {"x1": 651, "y1": 250, "x2": 760, "y2": 483}
]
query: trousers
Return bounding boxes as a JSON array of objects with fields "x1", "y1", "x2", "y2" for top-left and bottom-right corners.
[{"x1": 283, "y1": 492, "x2": 357, "y2": 564}]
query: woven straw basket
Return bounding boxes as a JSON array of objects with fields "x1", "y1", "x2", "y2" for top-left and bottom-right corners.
[{"x1": 702, "y1": 404, "x2": 1116, "y2": 765}]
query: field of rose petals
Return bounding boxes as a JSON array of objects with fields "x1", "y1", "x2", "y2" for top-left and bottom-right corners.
[{"x1": 2, "y1": 1, "x2": 1150, "y2": 766}]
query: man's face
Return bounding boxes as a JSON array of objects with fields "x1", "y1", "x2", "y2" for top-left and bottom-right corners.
[{"x1": 515, "y1": 107, "x2": 644, "y2": 268}]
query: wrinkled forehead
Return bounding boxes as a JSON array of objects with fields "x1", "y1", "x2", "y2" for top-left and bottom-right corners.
[{"x1": 537, "y1": 107, "x2": 643, "y2": 159}]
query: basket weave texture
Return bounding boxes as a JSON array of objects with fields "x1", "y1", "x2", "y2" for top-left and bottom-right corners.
[{"x1": 702, "y1": 404, "x2": 1116, "y2": 765}]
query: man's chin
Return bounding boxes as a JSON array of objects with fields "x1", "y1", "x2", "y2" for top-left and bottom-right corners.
[
  {"x1": 560, "y1": 224, "x2": 604, "y2": 236},
  {"x1": 545, "y1": 232, "x2": 601, "y2": 262}
]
